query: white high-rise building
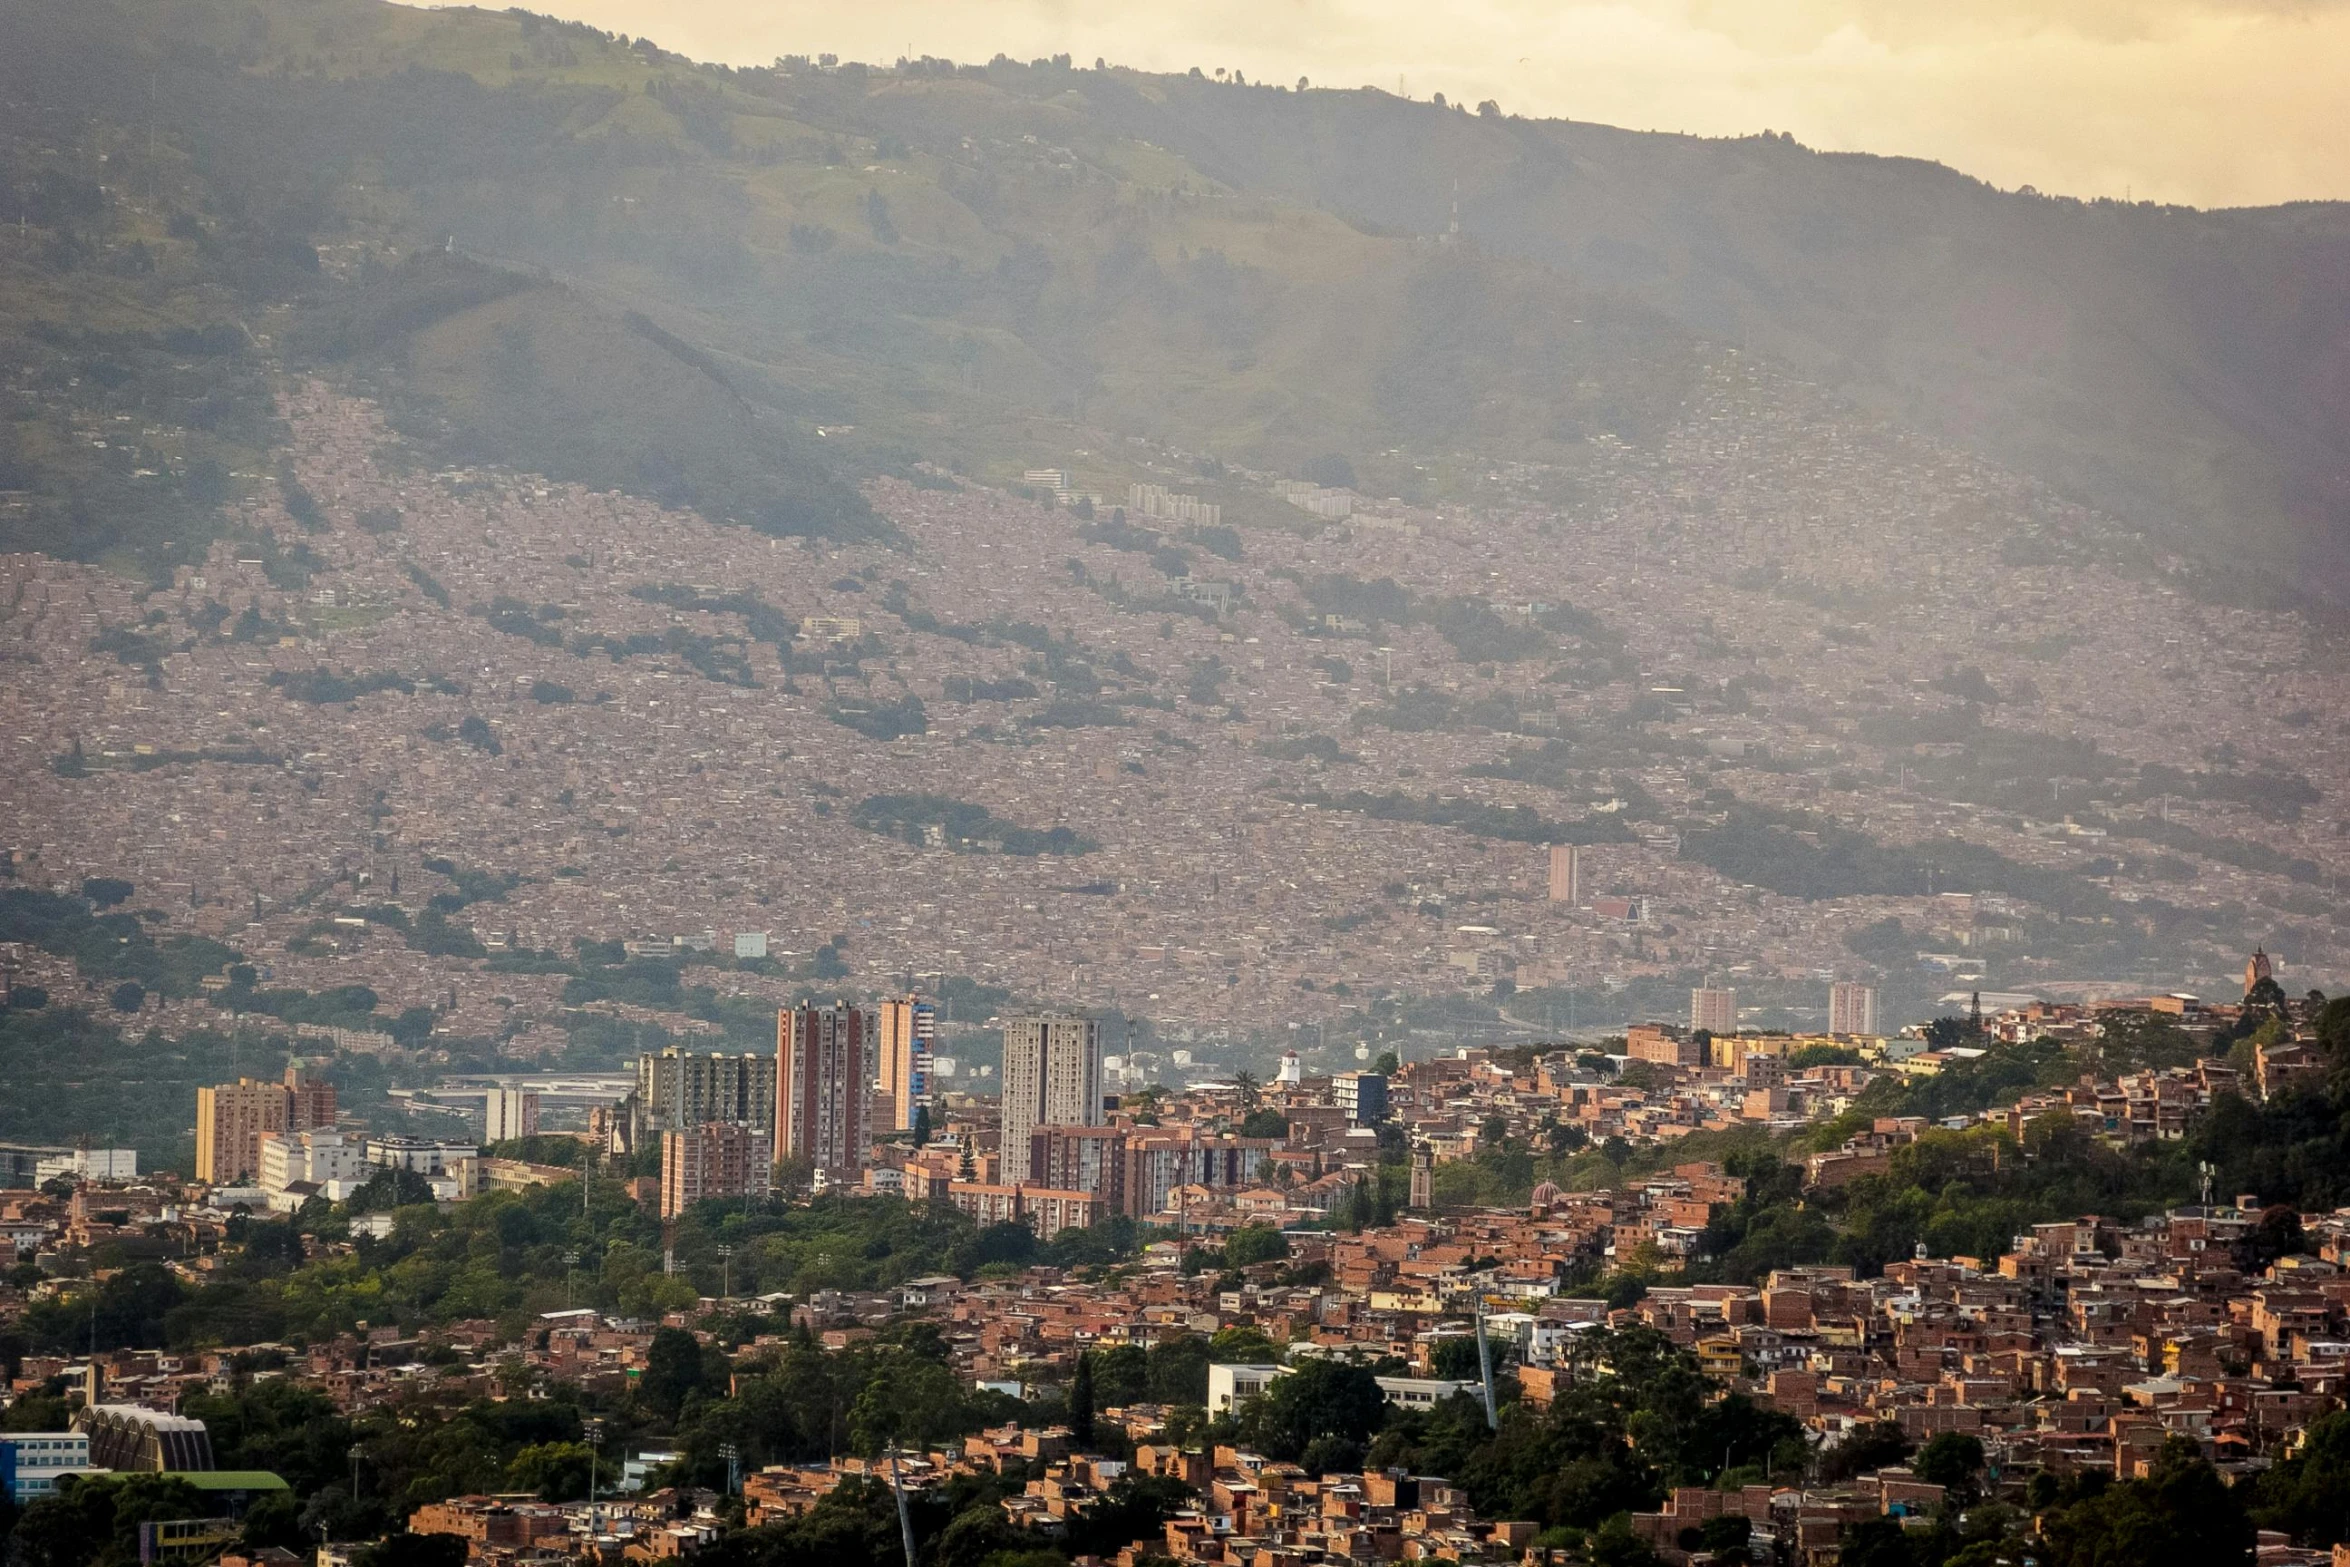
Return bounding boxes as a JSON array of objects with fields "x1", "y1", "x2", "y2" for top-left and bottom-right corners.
[
  {"x1": 1829, "y1": 982, "x2": 1880, "y2": 1037},
  {"x1": 483, "y1": 1088, "x2": 540, "y2": 1143},
  {"x1": 1000, "y1": 1014, "x2": 1103, "y2": 1164},
  {"x1": 1691, "y1": 987, "x2": 1737, "y2": 1036}
]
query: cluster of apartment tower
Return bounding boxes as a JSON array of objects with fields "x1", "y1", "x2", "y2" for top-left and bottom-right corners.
[
  {"x1": 192, "y1": 1064, "x2": 340, "y2": 1184},
  {"x1": 643, "y1": 1002, "x2": 1105, "y2": 1218}
]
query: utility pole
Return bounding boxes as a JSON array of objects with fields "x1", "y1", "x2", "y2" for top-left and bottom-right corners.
[
  {"x1": 1474, "y1": 1309, "x2": 1498, "y2": 1430},
  {"x1": 888, "y1": 1450, "x2": 918, "y2": 1567}
]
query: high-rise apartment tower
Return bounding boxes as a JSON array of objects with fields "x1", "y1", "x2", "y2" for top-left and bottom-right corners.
[
  {"x1": 1828, "y1": 982, "x2": 1879, "y2": 1037},
  {"x1": 1000, "y1": 1014, "x2": 1102, "y2": 1168},
  {"x1": 1691, "y1": 987, "x2": 1738, "y2": 1036},
  {"x1": 776, "y1": 1003, "x2": 873, "y2": 1183},
  {"x1": 877, "y1": 995, "x2": 937, "y2": 1133}
]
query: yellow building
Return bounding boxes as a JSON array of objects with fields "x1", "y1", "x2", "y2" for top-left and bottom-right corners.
[{"x1": 194, "y1": 1078, "x2": 289, "y2": 1184}]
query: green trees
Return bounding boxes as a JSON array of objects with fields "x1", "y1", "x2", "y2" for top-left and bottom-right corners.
[
  {"x1": 1237, "y1": 1108, "x2": 1288, "y2": 1139},
  {"x1": 2035, "y1": 1438, "x2": 2250, "y2": 1567},
  {"x1": 8, "y1": 1475, "x2": 209, "y2": 1567},
  {"x1": 1206, "y1": 1325, "x2": 1281, "y2": 1363},
  {"x1": 18, "y1": 1263, "x2": 187, "y2": 1352},
  {"x1": 847, "y1": 1346, "x2": 992, "y2": 1457},
  {"x1": 2254, "y1": 1410, "x2": 2350, "y2": 1545},
  {"x1": 1223, "y1": 1224, "x2": 1290, "y2": 1268},
  {"x1": 179, "y1": 1380, "x2": 353, "y2": 1497},
  {"x1": 1374, "y1": 1329, "x2": 1801, "y2": 1539},
  {"x1": 1068, "y1": 1353, "x2": 1097, "y2": 1447},
  {"x1": 640, "y1": 1326, "x2": 714, "y2": 1419},
  {"x1": 1429, "y1": 1335, "x2": 1486, "y2": 1382},
  {"x1": 1144, "y1": 1333, "x2": 1213, "y2": 1405},
  {"x1": 1088, "y1": 1343, "x2": 1149, "y2": 1408},
  {"x1": 504, "y1": 1441, "x2": 595, "y2": 1502},
  {"x1": 1912, "y1": 1432, "x2": 1985, "y2": 1500},
  {"x1": 1241, "y1": 1358, "x2": 1387, "y2": 1464},
  {"x1": 1817, "y1": 1421, "x2": 1911, "y2": 1483}
]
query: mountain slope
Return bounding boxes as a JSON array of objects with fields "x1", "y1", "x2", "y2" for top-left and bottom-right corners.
[
  {"x1": 2, "y1": 0, "x2": 2346, "y2": 596},
  {"x1": 1066, "y1": 81, "x2": 2350, "y2": 592}
]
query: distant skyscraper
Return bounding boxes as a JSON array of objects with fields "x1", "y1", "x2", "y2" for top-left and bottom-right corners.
[
  {"x1": 1547, "y1": 844, "x2": 1584, "y2": 904},
  {"x1": 195, "y1": 1078, "x2": 290, "y2": 1184},
  {"x1": 777, "y1": 1003, "x2": 874, "y2": 1182},
  {"x1": 482, "y1": 1087, "x2": 541, "y2": 1143},
  {"x1": 1000, "y1": 1014, "x2": 1102, "y2": 1167},
  {"x1": 1691, "y1": 987, "x2": 1737, "y2": 1036},
  {"x1": 660, "y1": 1122, "x2": 773, "y2": 1218},
  {"x1": 878, "y1": 995, "x2": 937, "y2": 1133},
  {"x1": 1829, "y1": 982, "x2": 1879, "y2": 1037}
]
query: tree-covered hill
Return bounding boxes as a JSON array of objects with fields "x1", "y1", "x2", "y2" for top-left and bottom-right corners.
[{"x1": 10, "y1": 0, "x2": 2341, "y2": 591}]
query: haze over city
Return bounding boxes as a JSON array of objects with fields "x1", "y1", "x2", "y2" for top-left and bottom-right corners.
[{"x1": 3, "y1": 6, "x2": 2350, "y2": 1567}]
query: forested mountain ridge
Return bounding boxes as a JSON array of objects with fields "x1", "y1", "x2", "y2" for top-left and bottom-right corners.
[
  {"x1": 4, "y1": 0, "x2": 2345, "y2": 596},
  {"x1": 1075, "y1": 82, "x2": 2350, "y2": 594}
]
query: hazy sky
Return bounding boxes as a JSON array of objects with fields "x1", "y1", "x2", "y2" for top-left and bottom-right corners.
[{"x1": 498, "y1": 0, "x2": 2350, "y2": 208}]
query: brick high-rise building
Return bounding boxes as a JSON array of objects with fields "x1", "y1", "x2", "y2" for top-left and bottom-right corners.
[
  {"x1": 877, "y1": 995, "x2": 936, "y2": 1133},
  {"x1": 284, "y1": 1063, "x2": 337, "y2": 1131},
  {"x1": 1828, "y1": 982, "x2": 1879, "y2": 1037},
  {"x1": 195, "y1": 1078, "x2": 290, "y2": 1184},
  {"x1": 776, "y1": 1003, "x2": 873, "y2": 1183},
  {"x1": 1547, "y1": 844, "x2": 1584, "y2": 905},
  {"x1": 1117, "y1": 1130, "x2": 1279, "y2": 1219},
  {"x1": 660, "y1": 1122, "x2": 774, "y2": 1218},
  {"x1": 1029, "y1": 1124, "x2": 1127, "y2": 1203},
  {"x1": 1000, "y1": 1014, "x2": 1102, "y2": 1168}
]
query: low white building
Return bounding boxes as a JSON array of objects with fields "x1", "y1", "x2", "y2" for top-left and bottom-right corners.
[
  {"x1": 367, "y1": 1135, "x2": 480, "y2": 1200},
  {"x1": 1373, "y1": 1376, "x2": 1480, "y2": 1410},
  {"x1": 258, "y1": 1128, "x2": 369, "y2": 1204},
  {"x1": 33, "y1": 1149, "x2": 138, "y2": 1184},
  {"x1": 1206, "y1": 1362, "x2": 1285, "y2": 1415}
]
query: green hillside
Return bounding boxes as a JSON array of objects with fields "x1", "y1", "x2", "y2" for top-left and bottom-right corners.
[{"x1": 4, "y1": 0, "x2": 2347, "y2": 588}]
